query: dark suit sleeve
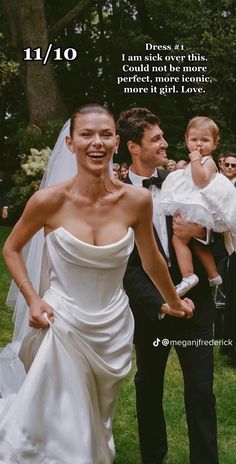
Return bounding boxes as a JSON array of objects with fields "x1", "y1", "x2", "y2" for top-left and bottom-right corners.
[
  {"x1": 0, "y1": 192, "x2": 7, "y2": 207},
  {"x1": 124, "y1": 246, "x2": 165, "y2": 322}
]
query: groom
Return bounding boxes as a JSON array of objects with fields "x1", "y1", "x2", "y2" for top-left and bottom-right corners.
[{"x1": 116, "y1": 108, "x2": 219, "y2": 464}]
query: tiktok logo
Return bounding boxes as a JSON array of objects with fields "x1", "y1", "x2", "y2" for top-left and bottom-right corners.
[{"x1": 153, "y1": 338, "x2": 161, "y2": 347}]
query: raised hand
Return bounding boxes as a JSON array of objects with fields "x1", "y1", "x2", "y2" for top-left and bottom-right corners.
[{"x1": 189, "y1": 149, "x2": 202, "y2": 161}]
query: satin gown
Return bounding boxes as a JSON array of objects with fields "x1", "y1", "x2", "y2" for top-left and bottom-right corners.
[{"x1": 0, "y1": 227, "x2": 134, "y2": 464}]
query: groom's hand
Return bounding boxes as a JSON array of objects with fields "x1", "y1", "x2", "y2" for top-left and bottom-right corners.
[
  {"x1": 161, "y1": 297, "x2": 194, "y2": 318},
  {"x1": 173, "y1": 215, "x2": 206, "y2": 241}
]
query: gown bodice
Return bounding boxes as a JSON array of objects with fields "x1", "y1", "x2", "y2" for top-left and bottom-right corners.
[
  {"x1": 46, "y1": 226, "x2": 134, "y2": 310},
  {"x1": 0, "y1": 226, "x2": 135, "y2": 464}
]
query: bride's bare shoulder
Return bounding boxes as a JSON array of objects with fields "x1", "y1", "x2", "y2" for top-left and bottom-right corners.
[{"x1": 27, "y1": 178, "x2": 73, "y2": 210}]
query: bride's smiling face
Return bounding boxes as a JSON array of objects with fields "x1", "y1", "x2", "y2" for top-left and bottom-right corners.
[{"x1": 66, "y1": 112, "x2": 119, "y2": 171}]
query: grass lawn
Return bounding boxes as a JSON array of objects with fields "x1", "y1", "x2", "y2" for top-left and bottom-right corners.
[
  {"x1": 1, "y1": 226, "x2": 236, "y2": 463},
  {"x1": 114, "y1": 347, "x2": 236, "y2": 464},
  {"x1": 0, "y1": 226, "x2": 14, "y2": 344}
]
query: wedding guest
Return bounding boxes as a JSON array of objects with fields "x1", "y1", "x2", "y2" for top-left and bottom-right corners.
[
  {"x1": 166, "y1": 159, "x2": 176, "y2": 172},
  {"x1": 112, "y1": 162, "x2": 120, "y2": 172},
  {"x1": 112, "y1": 168, "x2": 120, "y2": 180},
  {"x1": 223, "y1": 152, "x2": 236, "y2": 185},
  {"x1": 221, "y1": 154, "x2": 236, "y2": 364},
  {"x1": 175, "y1": 159, "x2": 188, "y2": 169},
  {"x1": 222, "y1": 247, "x2": 236, "y2": 365},
  {"x1": 1, "y1": 206, "x2": 8, "y2": 219},
  {"x1": 217, "y1": 152, "x2": 226, "y2": 174},
  {"x1": 120, "y1": 162, "x2": 129, "y2": 180},
  {"x1": 0, "y1": 178, "x2": 8, "y2": 219}
]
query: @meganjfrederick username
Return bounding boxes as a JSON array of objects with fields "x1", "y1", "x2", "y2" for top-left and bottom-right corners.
[{"x1": 153, "y1": 338, "x2": 233, "y2": 348}]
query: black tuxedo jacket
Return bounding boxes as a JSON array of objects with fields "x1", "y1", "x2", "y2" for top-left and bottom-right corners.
[
  {"x1": 124, "y1": 171, "x2": 216, "y2": 341},
  {"x1": 0, "y1": 191, "x2": 7, "y2": 209}
]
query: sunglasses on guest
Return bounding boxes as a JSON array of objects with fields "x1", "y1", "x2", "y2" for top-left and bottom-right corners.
[{"x1": 224, "y1": 162, "x2": 236, "y2": 168}]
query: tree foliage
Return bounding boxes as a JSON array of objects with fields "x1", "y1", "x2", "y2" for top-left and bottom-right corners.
[{"x1": 1, "y1": 0, "x2": 235, "y2": 174}]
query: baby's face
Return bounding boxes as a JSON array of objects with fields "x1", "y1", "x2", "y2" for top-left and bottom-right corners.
[{"x1": 186, "y1": 128, "x2": 217, "y2": 156}]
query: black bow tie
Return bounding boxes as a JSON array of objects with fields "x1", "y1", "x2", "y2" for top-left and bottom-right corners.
[{"x1": 142, "y1": 176, "x2": 163, "y2": 189}]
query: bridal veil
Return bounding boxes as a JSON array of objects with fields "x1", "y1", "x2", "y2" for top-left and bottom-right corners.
[{"x1": 0, "y1": 120, "x2": 77, "y2": 396}]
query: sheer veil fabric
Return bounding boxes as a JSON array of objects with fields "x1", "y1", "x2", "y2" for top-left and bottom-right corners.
[{"x1": 0, "y1": 120, "x2": 77, "y2": 396}]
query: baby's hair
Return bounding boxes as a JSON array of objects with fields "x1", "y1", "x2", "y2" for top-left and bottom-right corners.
[
  {"x1": 70, "y1": 103, "x2": 115, "y2": 136},
  {"x1": 185, "y1": 116, "x2": 220, "y2": 146}
]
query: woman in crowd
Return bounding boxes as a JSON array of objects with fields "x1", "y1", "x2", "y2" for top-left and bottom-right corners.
[
  {"x1": 167, "y1": 159, "x2": 176, "y2": 172},
  {"x1": 120, "y1": 161, "x2": 129, "y2": 180}
]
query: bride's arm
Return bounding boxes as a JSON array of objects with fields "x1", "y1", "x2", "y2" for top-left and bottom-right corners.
[
  {"x1": 3, "y1": 191, "x2": 54, "y2": 328},
  {"x1": 133, "y1": 190, "x2": 194, "y2": 318}
]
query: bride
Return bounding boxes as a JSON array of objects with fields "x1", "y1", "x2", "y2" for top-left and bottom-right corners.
[{"x1": 0, "y1": 103, "x2": 193, "y2": 463}]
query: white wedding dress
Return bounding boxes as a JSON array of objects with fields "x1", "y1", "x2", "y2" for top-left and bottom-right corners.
[{"x1": 0, "y1": 226, "x2": 134, "y2": 464}]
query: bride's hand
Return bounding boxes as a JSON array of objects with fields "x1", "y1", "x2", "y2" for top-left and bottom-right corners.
[
  {"x1": 161, "y1": 297, "x2": 194, "y2": 319},
  {"x1": 29, "y1": 298, "x2": 54, "y2": 329}
]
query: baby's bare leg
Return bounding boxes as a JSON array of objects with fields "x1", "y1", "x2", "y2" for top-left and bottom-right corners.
[
  {"x1": 192, "y1": 241, "x2": 219, "y2": 279},
  {"x1": 172, "y1": 233, "x2": 193, "y2": 277}
]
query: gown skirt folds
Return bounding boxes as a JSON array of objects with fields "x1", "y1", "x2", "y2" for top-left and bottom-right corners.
[
  {"x1": 159, "y1": 162, "x2": 236, "y2": 233},
  {"x1": 0, "y1": 227, "x2": 135, "y2": 464}
]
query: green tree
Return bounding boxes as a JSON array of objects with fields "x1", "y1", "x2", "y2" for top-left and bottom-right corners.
[
  {"x1": 2, "y1": 0, "x2": 92, "y2": 127},
  {"x1": 146, "y1": 0, "x2": 236, "y2": 150},
  {"x1": 1, "y1": 0, "x2": 235, "y2": 168}
]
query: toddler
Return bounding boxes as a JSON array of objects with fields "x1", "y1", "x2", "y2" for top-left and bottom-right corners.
[{"x1": 160, "y1": 116, "x2": 236, "y2": 295}]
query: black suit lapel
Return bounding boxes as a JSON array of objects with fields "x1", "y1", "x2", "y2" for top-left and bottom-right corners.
[{"x1": 124, "y1": 175, "x2": 132, "y2": 185}]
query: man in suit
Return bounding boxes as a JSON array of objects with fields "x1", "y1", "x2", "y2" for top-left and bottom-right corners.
[
  {"x1": 221, "y1": 153, "x2": 236, "y2": 363},
  {"x1": 0, "y1": 180, "x2": 8, "y2": 219},
  {"x1": 1, "y1": 206, "x2": 8, "y2": 219},
  {"x1": 116, "y1": 108, "x2": 219, "y2": 464}
]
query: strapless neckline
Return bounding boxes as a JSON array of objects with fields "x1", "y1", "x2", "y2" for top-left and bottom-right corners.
[{"x1": 45, "y1": 226, "x2": 133, "y2": 248}]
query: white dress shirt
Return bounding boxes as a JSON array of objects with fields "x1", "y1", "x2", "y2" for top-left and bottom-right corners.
[{"x1": 129, "y1": 168, "x2": 170, "y2": 265}]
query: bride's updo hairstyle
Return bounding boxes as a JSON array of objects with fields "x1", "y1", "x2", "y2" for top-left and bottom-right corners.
[
  {"x1": 185, "y1": 116, "x2": 220, "y2": 146},
  {"x1": 70, "y1": 103, "x2": 115, "y2": 136}
]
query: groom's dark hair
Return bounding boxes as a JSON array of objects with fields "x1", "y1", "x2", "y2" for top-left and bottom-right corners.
[
  {"x1": 116, "y1": 108, "x2": 160, "y2": 159},
  {"x1": 70, "y1": 103, "x2": 114, "y2": 136}
]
